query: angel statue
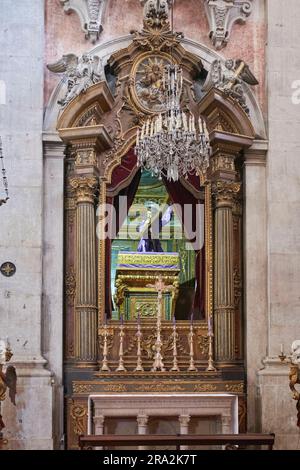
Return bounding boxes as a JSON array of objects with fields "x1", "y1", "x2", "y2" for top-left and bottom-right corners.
[
  {"x1": 0, "y1": 340, "x2": 17, "y2": 440},
  {"x1": 202, "y1": 58, "x2": 258, "y2": 114},
  {"x1": 47, "y1": 53, "x2": 105, "y2": 107},
  {"x1": 137, "y1": 204, "x2": 173, "y2": 252}
]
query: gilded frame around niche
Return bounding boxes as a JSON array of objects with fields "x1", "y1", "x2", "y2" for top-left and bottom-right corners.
[{"x1": 97, "y1": 135, "x2": 214, "y2": 328}]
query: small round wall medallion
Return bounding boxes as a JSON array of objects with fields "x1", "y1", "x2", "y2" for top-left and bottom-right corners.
[{"x1": 0, "y1": 262, "x2": 16, "y2": 277}]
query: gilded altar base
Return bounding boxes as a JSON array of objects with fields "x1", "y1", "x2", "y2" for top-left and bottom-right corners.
[{"x1": 114, "y1": 253, "x2": 180, "y2": 321}]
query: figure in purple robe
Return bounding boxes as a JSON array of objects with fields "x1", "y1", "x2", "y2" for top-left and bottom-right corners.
[{"x1": 137, "y1": 205, "x2": 173, "y2": 252}]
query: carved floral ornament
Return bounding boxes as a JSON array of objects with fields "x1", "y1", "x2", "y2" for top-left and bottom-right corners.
[{"x1": 204, "y1": 0, "x2": 254, "y2": 50}]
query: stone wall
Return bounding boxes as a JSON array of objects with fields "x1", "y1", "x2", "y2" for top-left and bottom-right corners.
[
  {"x1": 257, "y1": 0, "x2": 300, "y2": 450},
  {"x1": 0, "y1": 0, "x2": 54, "y2": 449}
]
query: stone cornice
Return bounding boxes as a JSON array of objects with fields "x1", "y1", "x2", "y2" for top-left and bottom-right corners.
[
  {"x1": 43, "y1": 133, "x2": 66, "y2": 159},
  {"x1": 243, "y1": 139, "x2": 268, "y2": 167}
]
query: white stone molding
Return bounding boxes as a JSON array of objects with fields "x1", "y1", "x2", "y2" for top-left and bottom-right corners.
[
  {"x1": 90, "y1": 393, "x2": 239, "y2": 435},
  {"x1": 204, "y1": 0, "x2": 253, "y2": 50},
  {"x1": 60, "y1": 0, "x2": 108, "y2": 43}
]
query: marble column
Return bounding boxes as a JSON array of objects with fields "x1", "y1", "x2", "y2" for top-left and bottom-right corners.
[
  {"x1": 243, "y1": 140, "x2": 268, "y2": 431},
  {"x1": 70, "y1": 175, "x2": 98, "y2": 363},
  {"x1": 179, "y1": 414, "x2": 190, "y2": 450},
  {"x1": 213, "y1": 181, "x2": 241, "y2": 361},
  {"x1": 221, "y1": 413, "x2": 232, "y2": 434},
  {"x1": 137, "y1": 414, "x2": 148, "y2": 450},
  {"x1": 94, "y1": 415, "x2": 105, "y2": 450},
  {"x1": 43, "y1": 133, "x2": 66, "y2": 449}
]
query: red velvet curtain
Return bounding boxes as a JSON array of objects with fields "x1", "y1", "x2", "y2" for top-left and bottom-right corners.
[
  {"x1": 163, "y1": 178, "x2": 205, "y2": 319},
  {"x1": 105, "y1": 149, "x2": 141, "y2": 317}
]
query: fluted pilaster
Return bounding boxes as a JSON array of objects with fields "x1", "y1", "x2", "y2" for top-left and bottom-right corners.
[
  {"x1": 213, "y1": 181, "x2": 241, "y2": 361},
  {"x1": 70, "y1": 175, "x2": 98, "y2": 363}
]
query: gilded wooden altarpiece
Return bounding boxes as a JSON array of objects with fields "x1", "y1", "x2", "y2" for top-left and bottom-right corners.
[{"x1": 57, "y1": 11, "x2": 255, "y2": 449}]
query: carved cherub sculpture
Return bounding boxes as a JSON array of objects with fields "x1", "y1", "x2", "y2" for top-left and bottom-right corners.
[
  {"x1": 202, "y1": 58, "x2": 258, "y2": 114},
  {"x1": 47, "y1": 53, "x2": 105, "y2": 107},
  {"x1": 289, "y1": 341, "x2": 300, "y2": 427},
  {"x1": 291, "y1": 340, "x2": 300, "y2": 365},
  {"x1": 0, "y1": 340, "x2": 17, "y2": 435}
]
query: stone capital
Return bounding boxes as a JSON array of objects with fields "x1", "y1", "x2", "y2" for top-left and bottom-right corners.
[
  {"x1": 212, "y1": 181, "x2": 241, "y2": 208},
  {"x1": 137, "y1": 414, "x2": 149, "y2": 427},
  {"x1": 70, "y1": 175, "x2": 99, "y2": 204},
  {"x1": 94, "y1": 414, "x2": 105, "y2": 426},
  {"x1": 178, "y1": 414, "x2": 190, "y2": 426},
  {"x1": 243, "y1": 139, "x2": 268, "y2": 167}
]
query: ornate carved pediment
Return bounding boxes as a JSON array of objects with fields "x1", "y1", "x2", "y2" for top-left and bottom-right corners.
[
  {"x1": 204, "y1": 0, "x2": 254, "y2": 50},
  {"x1": 198, "y1": 87, "x2": 255, "y2": 142},
  {"x1": 60, "y1": 0, "x2": 108, "y2": 43}
]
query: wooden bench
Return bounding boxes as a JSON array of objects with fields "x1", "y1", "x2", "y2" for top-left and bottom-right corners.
[{"x1": 78, "y1": 433, "x2": 275, "y2": 450}]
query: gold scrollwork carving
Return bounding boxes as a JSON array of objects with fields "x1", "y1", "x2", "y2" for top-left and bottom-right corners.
[
  {"x1": 289, "y1": 365, "x2": 300, "y2": 401},
  {"x1": 75, "y1": 149, "x2": 97, "y2": 167},
  {"x1": 103, "y1": 384, "x2": 127, "y2": 393},
  {"x1": 196, "y1": 334, "x2": 209, "y2": 356},
  {"x1": 194, "y1": 384, "x2": 217, "y2": 392},
  {"x1": 233, "y1": 266, "x2": 242, "y2": 308},
  {"x1": 225, "y1": 383, "x2": 244, "y2": 393},
  {"x1": 73, "y1": 383, "x2": 94, "y2": 394},
  {"x1": 70, "y1": 402, "x2": 87, "y2": 436},
  {"x1": 136, "y1": 383, "x2": 185, "y2": 393},
  {"x1": 66, "y1": 268, "x2": 76, "y2": 301},
  {"x1": 211, "y1": 154, "x2": 235, "y2": 173}
]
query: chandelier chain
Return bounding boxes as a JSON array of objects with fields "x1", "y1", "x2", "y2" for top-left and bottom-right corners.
[{"x1": 0, "y1": 136, "x2": 9, "y2": 202}]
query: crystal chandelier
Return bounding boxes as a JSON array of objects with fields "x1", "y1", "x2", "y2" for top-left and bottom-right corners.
[
  {"x1": 0, "y1": 137, "x2": 9, "y2": 206},
  {"x1": 135, "y1": 63, "x2": 211, "y2": 182}
]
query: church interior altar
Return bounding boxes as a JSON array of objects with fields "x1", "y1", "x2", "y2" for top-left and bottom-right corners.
[{"x1": 60, "y1": 0, "x2": 250, "y2": 448}]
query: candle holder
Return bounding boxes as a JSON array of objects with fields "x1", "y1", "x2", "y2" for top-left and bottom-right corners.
[
  {"x1": 152, "y1": 308, "x2": 165, "y2": 372},
  {"x1": 206, "y1": 332, "x2": 217, "y2": 372},
  {"x1": 116, "y1": 323, "x2": 127, "y2": 372},
  {"x1": 188, "y1": 323, "x2": 197, "y2": 372},
  {"x1": 170, "y1": 322, "x2": 180, "y2": 372},
  {"x1": 134, "y1": 320, "x2": 144, "y2": 372},
  {"x1": 279, "y1": 352, "x2": 287, "y2": 363},
  {"x1": 100, "y1": 323, "x2": 111, "y2": 372}
]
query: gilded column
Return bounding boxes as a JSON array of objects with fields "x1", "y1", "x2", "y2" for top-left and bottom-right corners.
[
  {"x1": 70, "y1": 175, "x2": 99, "y2": 363},
  {"x1": 212, "y1": 181, "x2": 241, "y2": 362}
]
